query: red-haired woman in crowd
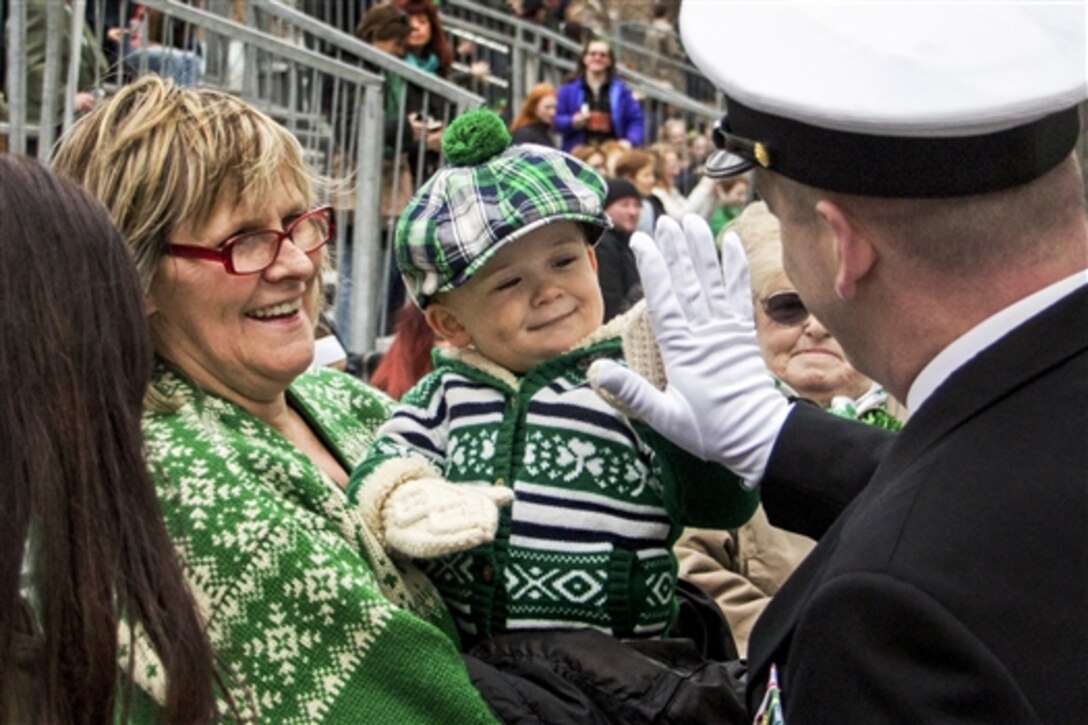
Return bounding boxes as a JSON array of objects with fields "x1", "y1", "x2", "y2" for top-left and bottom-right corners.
[
  {"x1": 509, "y1": 82, "x2": 558, "y2": 147},
  {"x1": 369, "y1": 301, "x2": 440, "y2": 401}
]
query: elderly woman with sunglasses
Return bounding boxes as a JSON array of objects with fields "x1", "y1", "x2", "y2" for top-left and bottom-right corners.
[
  {"x1": 674, "y1": 201, "x2": 904, "y2": 658},
  {"x1": 740, "y1": 202, "x2": 903, "y2": 425},
  {"x1": 51, "y1": 76, "x2": 495, "y2": 722}
]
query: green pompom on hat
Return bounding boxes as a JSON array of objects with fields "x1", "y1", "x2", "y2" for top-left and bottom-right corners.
[
  {"x1": 394, "y1": 109, "x2": 612, "y2": 307},
  {"x1": 441, "y1": 109, "x2": 512, "y2": 166}
]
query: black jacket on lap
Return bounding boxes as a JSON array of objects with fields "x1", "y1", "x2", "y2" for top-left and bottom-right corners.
[{"x1": 464, "y1": 580, "x2": 747, "y2": 723}]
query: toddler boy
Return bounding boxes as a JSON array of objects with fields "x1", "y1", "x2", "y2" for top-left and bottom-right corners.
[{"x1": 347, "y1": 110, "x2": 756, "y2": 645}]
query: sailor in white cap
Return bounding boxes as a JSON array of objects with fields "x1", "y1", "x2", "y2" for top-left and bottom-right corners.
[{"x1": 591, "y1": 3, "x2": 1088, "y2": 721}]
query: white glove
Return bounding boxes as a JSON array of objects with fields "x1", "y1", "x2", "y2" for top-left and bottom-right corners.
[
  {"x1": 360, "y1": 470, "x2": 514, "y2": 559},
  {"x1": 589, "y1": 215, "x2": 791, "y2": 487}
]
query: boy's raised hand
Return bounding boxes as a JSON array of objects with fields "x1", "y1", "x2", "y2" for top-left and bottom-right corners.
[{"x1": 589, "y1": 215, "x2": 790, "y2": 487}]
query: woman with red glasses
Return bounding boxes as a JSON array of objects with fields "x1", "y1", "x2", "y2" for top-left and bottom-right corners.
[
  {"x1": 554, "y1": 38, "x2": 645, "y2": 152},
  {"x1": 674, "y1": 201, "x2": 904, "y2": 659},
  {"x1": 51, "y1": 75, "x2": 495, "y2": 722}
]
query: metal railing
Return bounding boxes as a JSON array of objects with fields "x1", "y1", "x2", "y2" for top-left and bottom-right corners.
[
  {"x1": 235, "y1": 0, "x2": 487, "y2": 338},
  {"x1": 274, "y1": 1, "x2": 728, "y2": 191},
  {"x1": 611, "y1": 19, "x2": 712, "y2": 101},
  {"x1": 2, "y1": 0, "x2": 106, "y2": 159},
  {"x1": 439, "y1": 0, "x2": 723, "y2": 138}
]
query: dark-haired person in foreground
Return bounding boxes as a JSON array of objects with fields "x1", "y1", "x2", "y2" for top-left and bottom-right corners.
[
  {"x1": 592, "y1": 3, "x2": 1087, "y2": 720},
  {"x1": 0, "y1": 155, "x2": 225, "y2": 722}
]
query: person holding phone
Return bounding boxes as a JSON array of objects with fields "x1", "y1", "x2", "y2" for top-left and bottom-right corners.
[{"x1": 554, "y1": 38, "x2": 644, "y2": 152}]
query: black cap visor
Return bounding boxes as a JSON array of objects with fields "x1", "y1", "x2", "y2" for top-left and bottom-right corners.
[{"x1": 712, "y1": 98, "x2": 1081, "y2": 197}]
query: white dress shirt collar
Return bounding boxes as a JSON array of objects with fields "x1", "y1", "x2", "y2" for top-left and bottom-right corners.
[{"x1": 907, "y1": 270, "x2": 1088, "y2": 413}]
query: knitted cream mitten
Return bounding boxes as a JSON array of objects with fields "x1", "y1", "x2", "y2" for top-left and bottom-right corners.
[{"x1": 359, "y1": 459, "x2": 514, "y2": 559}]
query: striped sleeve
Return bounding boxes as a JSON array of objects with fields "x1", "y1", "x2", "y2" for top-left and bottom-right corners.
[{"x1": 346, "y1": 371, "x2": 453, "y2": 501}]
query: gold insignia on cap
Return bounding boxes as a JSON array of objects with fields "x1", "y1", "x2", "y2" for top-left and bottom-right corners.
[{"x1": 754, "y1": 143, "x2": 771, "y2": 168}]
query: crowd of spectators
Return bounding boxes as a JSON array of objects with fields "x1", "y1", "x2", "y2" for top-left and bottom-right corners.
[{"x1": 340, "y1": 0, "x2": 703, "y2": 335}]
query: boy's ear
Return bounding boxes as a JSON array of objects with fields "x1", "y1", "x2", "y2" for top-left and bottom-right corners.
[
  {"x1": 584, "y1": 242, "x2": 599, "y2": 273},
  {"x1": 424, "y1": 302, "x2": 473, "y2": 348}
]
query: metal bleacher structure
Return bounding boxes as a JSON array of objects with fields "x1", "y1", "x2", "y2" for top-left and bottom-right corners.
[{"x1": 2, "y1": 0, "x2": 723, "y2": 359}]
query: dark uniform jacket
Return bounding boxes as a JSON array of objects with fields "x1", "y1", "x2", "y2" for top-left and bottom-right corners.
[{"x1": 748, "y1": 285, "x2": 1088, "y2": 722}]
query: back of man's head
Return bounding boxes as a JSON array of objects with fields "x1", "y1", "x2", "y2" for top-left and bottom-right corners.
[
  {"x1": 760, "y1": 155, "x2": 1086, "y2": 279},
  {"x1": 684, "y1": 5, "x2": 1084, "y2": 199},
  {"x1": 680, "y1": 3, "x2": 1085, "y2": 278}
]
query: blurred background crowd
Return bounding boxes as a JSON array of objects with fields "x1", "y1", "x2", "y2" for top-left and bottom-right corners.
[{"x1": 2, "y1": 0, "x2": 747, "y2": 356}]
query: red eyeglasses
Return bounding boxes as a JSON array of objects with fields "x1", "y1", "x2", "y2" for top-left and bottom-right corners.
[
  {"x1": 761, "y1": 290, "x2": 810, "y2": 326},
  {"x1": 166, "y1": 206, "x2": 334, "y2": 275}
]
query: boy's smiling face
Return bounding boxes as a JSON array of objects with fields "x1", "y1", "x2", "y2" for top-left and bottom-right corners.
[{"x1": 425, "y1": 221, "x2": 604, "y2": 373}]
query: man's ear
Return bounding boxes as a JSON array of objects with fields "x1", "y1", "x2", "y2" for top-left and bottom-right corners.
[
  {"x1": 815, "y1": 200, "x2": 875, "y2": 301},
  {"x1": 424, "y1": 302, "x2": 472, "y2": 348}
]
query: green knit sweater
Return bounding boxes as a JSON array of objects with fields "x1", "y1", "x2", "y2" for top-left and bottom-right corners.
[
  {"x1": 135, "y1": 363, "x2": 495, "y2": 723},
  {"x1": 348, "y1": 326, "x2": 759, "y2": 645}
]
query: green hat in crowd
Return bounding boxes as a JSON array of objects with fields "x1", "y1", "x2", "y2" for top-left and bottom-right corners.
[{"x1": 394, "y1": 109, "x2": 611, "y2": 307}]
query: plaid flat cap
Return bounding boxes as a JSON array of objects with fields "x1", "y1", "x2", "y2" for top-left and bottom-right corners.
[{"x1": 395, "y1": 110, "x2": 611, "y2": 306}]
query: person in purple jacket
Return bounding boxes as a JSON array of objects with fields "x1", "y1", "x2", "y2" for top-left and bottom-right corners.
[{"x1": 554, "y1": 38, "x2": 644, "y2": 152}]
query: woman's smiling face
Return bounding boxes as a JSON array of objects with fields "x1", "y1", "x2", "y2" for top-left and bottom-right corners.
[
  {"x1": 583, "y1": 41, "x2": 613, "y2": 73},
  {"x1": 148, "y1": 178, "x2": 323, "y2": 405},
  {"x1": 755, "y1": 273, "x2": 871, "y2": 406}
]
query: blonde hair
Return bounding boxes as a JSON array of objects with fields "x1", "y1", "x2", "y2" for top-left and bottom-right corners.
[
  {"x1": 724, "y1": 200, "x2": 784, "y2": 300},
  {"x1": 52, "y1": 75, "x2": 319, "y2": 294},
  {"x1": 649, "y1": 142, "x2": 678, "y2": 189},
  {"x1": 598, "y1": 139, "x2": 627, "y2": 176},
  {"x1": 569, "y1": 143, "x2": 603, "y2": 164}
]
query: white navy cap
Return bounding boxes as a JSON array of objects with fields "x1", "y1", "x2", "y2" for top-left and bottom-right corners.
[{"x1": 681, "y1": 2, "x2": 1087, "y2": 197}]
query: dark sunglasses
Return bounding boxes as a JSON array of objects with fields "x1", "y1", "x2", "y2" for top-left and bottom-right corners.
[{"x1": 761, "y1": 290, "x2": 810, "y2": 326}]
